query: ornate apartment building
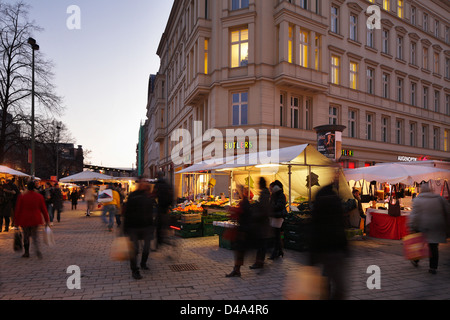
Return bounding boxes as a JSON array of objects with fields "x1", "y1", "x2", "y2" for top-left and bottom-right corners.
[{"x1": 145, "y1": 0, "x2": 450, "y2": 191}]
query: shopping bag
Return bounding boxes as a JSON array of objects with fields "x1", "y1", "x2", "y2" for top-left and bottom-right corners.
[
  {"x1": 13, "y1": 230, "x2": 22, "y2": 251},
  {"x1": 284, "y1": 266, "x2": 328, "y2": 300},
  {"x1": 98, "y1": 189, "x2": 113, "y2": 203},
  {"x1": 403, "y1": 233, "x2": 429, "y2": 260},
  {"x1": 110, "y1": 236, "x2": 133, "y2": 261},
  {"x1": 43, "y1": 226, "x2": 56, "y2": 247}
]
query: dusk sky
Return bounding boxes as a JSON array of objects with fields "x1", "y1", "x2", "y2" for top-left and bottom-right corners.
[{"x1": 10, "y1": 0, "x2": 174, "y2": 169}]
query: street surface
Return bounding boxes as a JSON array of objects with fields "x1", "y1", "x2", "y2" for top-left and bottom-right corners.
[{"x1": 1, "y1": 201, "x2": 449, "y2": 303}]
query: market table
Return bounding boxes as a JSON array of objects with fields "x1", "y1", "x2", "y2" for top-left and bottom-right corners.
[{"x1": 366, "y1": 208, "x2": 410, "y2": 240}]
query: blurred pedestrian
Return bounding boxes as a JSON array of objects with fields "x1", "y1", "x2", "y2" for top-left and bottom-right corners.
[
  {"x1": 113, "y1": 183, "x2": 124, "y2": 227},
  {"x1": 14, "y1": 181, "x2": 50, "y2": 259},
  {"x1": 44, "y1": 182, "x2": 54, "y2": 225},
  {"x1": 84, "y1": 185, "x2": 95, "y2": 217},
  {"x1": 154, "y1": 171, "x2": 173, "y2": 246},
  {"x1": 269, "y1": 180, "x2": 287, "y2": 260},
  {"x1": 122, "y1": 177, "x2": 155, "y2": 280},
  {"x1": 352, "y1": 188, "x2": 366, "y2": 231},
  {"x1": 101, "y1": 184, "x2": 121, "y2": 232},
  {"x1": 0, "y1": 184, "x2": 11, "y2": 232},
  {"x1": 70, "y1": 188, "x2": 79, "y2": 210},
  {"x1": 7, "y1": 178, "x2": 19, "y2": 228},
  {"x1": 52, "y1": 183, "x2": 63, "y2": 223},
  {"x1": 226, "y1": 184, "x2": 252, "y2": 277},
  {"x1": 248, "y1": 177, "x2": 272, "y2": 270},
  {"x1": 309, "y1": 183, "x2": 349, "y2": 300},
  {"x1": 409, "y1": 182, "x2": 450, "y2": 274}
]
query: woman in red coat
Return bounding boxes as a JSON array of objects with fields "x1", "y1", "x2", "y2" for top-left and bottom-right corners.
[{"x1": 14, "y1": 181, "x2": 50, "y2": 258}]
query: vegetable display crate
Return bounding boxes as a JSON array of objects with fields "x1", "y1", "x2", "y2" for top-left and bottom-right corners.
[
  {"x1": 202, "y1": 223, "x2": 215, "y2": 237},
  {"x1": 218, "y1": 235, "x2": 233, "y2": 250},
  {"x1": 180, "y1": 213, "x2": 202, "y2": 224},
  {"x1": 175, "y1": 223, "x2": 203, "y2": 238}
]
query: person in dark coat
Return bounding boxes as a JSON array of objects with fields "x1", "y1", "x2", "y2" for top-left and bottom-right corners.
[
  {"x1": 226, "y1": 184, "x2": 253, "y2": 277},
  {"x1": 52, "y1": 183, "x2": 63, "y2": 222},
  {"x1": 269, "y1": 180, "x2": 287, "y2": 260},
  {"x1": 122, "y1": 178, "x2": 155, "y2": 280},
  {"x1": 154, "y1": 171, "x2": 173, "y2": 246},
  {"x1": 309, "y1": 183, "x2": 349, "y2": 300},
  {"x1": 249, "y1": 177, "x2": 272, "y2": 269}
]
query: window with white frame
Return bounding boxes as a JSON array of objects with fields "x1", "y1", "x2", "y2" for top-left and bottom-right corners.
[
  {"x1": 288, "y1": 26, "x2": 293, "y2": 64},
  {"x1": 231, "y1": 0, "x2": 249, "y2": 10},
  {"x1": 411, "y1": 82, "x2": 416, "y2": 106},
  {"x1": 397, "y1": 78, "x2": 404, "y2": 102},
  {"x1": 381, "y1": 116, "x2": 389, "y2": 143},
  {"x1": 329, "y1": 106, "x2": 339, "y2": 125},
  {"x1": 350, "y1": 14, "x2": 358, "y2": 41},
  {"x1": 331, "y1": 55, "x2": 340, "y2": 84},
  {"x1": 396, "y1": 120, "x2": 403, "y2": 145},
  {"x1": 383, "y1": 0, "x2": 390, "y2": 11},
  {"x1": 435, "y1": 20, "x2": 439, "y2": 38},
  {"x1": 411, "y1": 6, "x2": 416, "y2": 25},
  {"x1": 300, "y1": 0, "x2": 308, "y2": 10},
  {"x1": 366, "y1": 113, "x2": 374, "y2": 140},
  {"x1": 433, "y1": 128, "x2": 440, "y2": 150},
  {"x1": 410, "y1": 42, "x2": 416, "y2": 65},
  {"x1": 422, "y1": 125, "x2": 428, "y2": 148},
  {"x1": 299, "y1": 30, "x2": 309, "y2": 68},
  {"x1": 423, "y1": 13, "x2": 428, "y2": 32},
  {"x1": 280, "y1": 93, "x2": 285, "y2": 127},
  {"x1": 446, "y1": 94, "x2": 450, "y2": 116},
  {"x1": 382, "y1": 29, "x2": 389, "y2": 54},
  {"x1": 423, "y1": 47, "x2": 429, "y2": 70},
  {"x1": 231, "y1": 28, "x2": 249, "y2": 68},
  {"x1": 434, "y1": 90, "x2": 440, "y2": 113},
  {"x1": 410, "y1": 122, "x2": 416, "y2": 147},
  {"x1": 367, "y1": 28, "x2": 374, "y2": 48},
  {"x1": 397, "y1": 0, "x2": 404, "y2": 18},
  {"x1": 331, "y1": 6, "x2": 339, "y2": 34},
  {"x1": 433, "y1": 52, "x2": 439, "y2": 74},
  {"x1": 290, "y1": 96, "x2": 301, "y2": 129},
  {"x1": 396, "y1": 36, "x2": 403, "y2": 60},
  {"x1": 367, "y1": 68, "x2": 374, "y2": 94},
  {"x1": 423, "y1": 86, "x2": 429, "y2": 109},
  {"x1": 232, "y1": 92, "x2": 248, "y2": 126},
  {"x1": 349, "y1": 62, "x2": 358, "y2": 90},
  {"x1": 305, "y1": 98, "x2": 313, "y2": 130},
  {"x1": 382, "y1": 73, "x2": 389, "y2": 98}
]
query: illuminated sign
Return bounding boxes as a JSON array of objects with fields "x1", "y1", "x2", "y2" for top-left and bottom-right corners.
[
  {"x1": 342, "y1": 149, "x2": 354, "y2": 156},
  {"x1": 224, "y1": 142, "x2": 253, "y2": 150}
]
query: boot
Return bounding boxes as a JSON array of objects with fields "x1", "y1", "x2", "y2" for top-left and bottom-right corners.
[{"x1": 226, "y1": 266, "x2": 241, "y2": 277}]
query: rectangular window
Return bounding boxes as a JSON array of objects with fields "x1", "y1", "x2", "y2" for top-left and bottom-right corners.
[
  {"x1": 350, "y1": 14, "x2": 358, "y2": 41},
  {"x1": 422, "y1": 125, "x2": 428, "y2": 148},
  {"x1": 397, "y1": 0, "x2": 403, "y2": 18},
  {"x1": 314, "y1": 36, "x2": 320, "y2": 70},
  {"x1": 444, "y1": 129, "x2": 449, "y2": 152},
  {"x1": 396, "y1": 36, "x2": 403, "y2": 60},
  {"x1": 446, "y1": 26, "x2": 450, "y2": 44},
  {"x1": 446, "y1": 58, "x2": 450, "y2": 78},
  {"x1": 435, "y1": 20, "x2": 439, "y2": 38},
  {"x1": 231, "y1": 29, "x2": 249, "y2": 68},
  {"x1": 411, "y1": 82, "x2": 416, "y2": 106},
  {"x1": 366, "y1": 114, "x2": 373, "y2": 140},
  {"x1": 382, "y1": 73, "x2": 389, "y2": 98},
  {"x1": 204, "y1": 39, "x2": 209, "y2": 74},
  {"x1": 423, "y1": 47, "x2": 428, "y2": 70},
  {"x1": 367, "y1": 68, "x2": 374, "y2": 94},
  {"x1": 300, "y1": 0, "x2": 307, "y2": 9},
  {"x1": 410, "y1": 122, "x2": 416, "y2": 147},
  {"x1": 423, "y1": 13, "x2": 428, "y2": 32},
  {"x1": 288, "y1": 26, "x2": 293, "y2": 64},
  {"x1": 331, "y1": 55, "x2": 340, "y2": 84},
  {"x1": 423, "y1": 87, "x2": 429, "y2": 109},
  {"x1": 367, "y1": 28, "x2": 374, "y2": 48},
  {"x1": 348, "y1": 110, "x2": 357, "y2": 138},
  {"x1": 349, "y1": 62, "x2": 358, "y2": 90},
  {"x1": 329, "y1": 106, "x2": 338, "y2": 125},
  {"x1": 433, "y1": 52, "x2": 439, "y2": 74},
  {"x1": 410, "y1": 42, "x2": 416, "y2": 65},
  {"x1": 290, "y1": 96, "x2": 301, "y2": 129},
  {"x1": 331, "y1": 6, "x2": 339, "y2": 33},
  {"x1": 411, "y1": 6, "x2": 416, "y2": 25},
  {"x1": 433, "y1": 128, "x2": 440, "y2": 150},
  {"x1": 299, "y1": 31, "x2": 309, "y2": 68},
  {"x1": 397, "y1": 78, "x2": 403, "y2": 102},
  {"x1": 280, "y1": 93, "x2": 285, "y2": 126},
  {"x1": 383, "y1": 0, "x2": 390, "y2": 11},
  {"x1": 232, "y1": 92, "x2": 248, "y2": 126},
  {"x1": 434, "y1": 90, "x2": 440, "y2": 113},
  {"x1": 382, "y1": 29, "x2": 389, "y2": 54},
  {"x1": 305, "y1": 98, "x2": 313, "y2": 130},
  {"x1": 232, "y1": 0, "x2": 249, "y2": 10},
  {"x1": 446, "y1": 95, "x2": 450, "y2": 116},
  {"x1": 381, "y1": 116, "x2": 389, "y2": 143},
  {"x1": 396, "y1": 120, "x2": 403, "y2": 145}
]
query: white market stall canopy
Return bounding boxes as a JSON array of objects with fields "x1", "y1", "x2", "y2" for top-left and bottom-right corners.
[
  {"x1": 59, "y1": 171, "x2": 115, "y2": 183},
  {"x1": 344, "y1": 163, "x2": 450, "y2": 185},
  {"x1": 0, "y1": 165, "x2": 30, "y2": 178},
  {"x1": 177, "y1": 144, "x2": 353, "y2": 202}
]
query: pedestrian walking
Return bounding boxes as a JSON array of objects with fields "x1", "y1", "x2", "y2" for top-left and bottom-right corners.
[
  {"x1": 409, "y1": 182, "x2": 450, "y2": 274},
  {"x1": 70, "y1": 188, "x2": 79, "y2": 210},
  {"x1": 52, "y1": 183, "x2": 63, "y2": 223},
  {"x1": 84, "y1": 186, "x2": 96, "y2": 217},
  {"x1": 0, "y1": 183, "x2": 12, "y2": 232},
  {"x1": 101, "y1": 184, "x2": 121, "y2": 232},
  {"x1": 44, "y1": 182, "x2": 54, "y2": 225},
  {"x1": 309, "y1": 182, "x2": 349, "y2": 300},
  {"x1": 7, "y1": 178, "x2": 19, "y2": 228},
  {"x1": 269, "y1": 180, "x2": 287, "y2": 260},
  {"x1": 226, "y1": 184, "x2": 253, "y2": 277},
  {"x1": 154, "y1": 171, "x2": 173, "y2": 246},
  {"x1": 113, "y1": 183, "x2": 124, "y2": 227},
  {"x1": 122, "y1": 178, "x2": 155, "y2": 280},
  {"x1": 248, "y1": 177, "x2": 272, "y2": 270},
  {"x1": 14, "y1": 181, "x2": 50, "y2": 259}
]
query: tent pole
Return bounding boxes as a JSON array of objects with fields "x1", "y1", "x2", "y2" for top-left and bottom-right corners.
[
  {"x1": 308, "y1": 165, "x2": 312, "y2": 203},
  {"x1": 288, "y1": 165, "x2": 292, "y2": 208}
]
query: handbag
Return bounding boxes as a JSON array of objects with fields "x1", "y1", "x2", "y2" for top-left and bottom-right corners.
[
  {"x1": 110, "y1": 236, "x2": 133, "y2": 261},
  {"x1": 403, "y1": 233, "x2": 430, "y2": 260},
  {"x1": 284, "y1": 266, "x2": 328, "y2": 300},
  {"x1": 43, "y1": 226, "x2": 56, "y2": 247},
  {"x1": 13, "y1": 230, "x2": 22, "y2": 251},
  {"x1": 388, "y1": 185, "x2": 401, "y2": 217}
]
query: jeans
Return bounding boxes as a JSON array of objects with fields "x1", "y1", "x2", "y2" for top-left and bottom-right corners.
[
  {"x1": 102, "y1": 205, "x2": 116, "y2": 229},
  {"x1": 48, "y1": 204, "x2": 54, "y2": 222}
]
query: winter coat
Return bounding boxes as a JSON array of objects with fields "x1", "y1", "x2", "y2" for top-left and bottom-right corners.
[
  {"x1": 270, "y1": 188, "x2": 287, "y2": 219},
  {"x1": 252, "y1": 187, "x2": 272, "y2": 240},
  {"x1": 14, "y1": 191, "x2": 49, "y2": 228},
  {"x1": 123, "y1": 190, "x2": 155, "y2": 231},
  {"x1": 409, "y1": 192, "x2": 450, "y2": 244}
]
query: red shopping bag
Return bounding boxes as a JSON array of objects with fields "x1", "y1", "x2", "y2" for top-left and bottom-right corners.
[{"x1": 403, "y1": 233, "x2": 430, "y2": 260}]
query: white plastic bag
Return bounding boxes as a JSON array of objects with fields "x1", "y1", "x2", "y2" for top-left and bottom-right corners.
[{"x1": 43, "y1": 226, "x2": 56, "y2": 247}]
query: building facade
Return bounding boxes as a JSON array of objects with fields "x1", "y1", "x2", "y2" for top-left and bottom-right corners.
[{"x1": 145, "y1": 0, "x2": 450, "y2": 196}]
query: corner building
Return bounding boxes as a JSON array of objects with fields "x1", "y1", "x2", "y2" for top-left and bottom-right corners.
[{"x1": 145, "y1": 0, "x2": 450, "y2": 196}]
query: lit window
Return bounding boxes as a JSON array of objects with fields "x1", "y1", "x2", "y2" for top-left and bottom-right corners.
[
  {"x1": 349, "y1": 62, "x2": 358, "y2": 90},
  {"x1": 299, "y1": 31, "x2": 309, "y2": 67},
  {"x1": 231, "y1": 29, "x2": 249, "y2": 68},
  {"x1": 288, "y1": 26, "x2": 293, "y2": 63},
  {"x1": 397, "y1": 0, "x2": 403, "y2": 18},
  {"x1": 383, "y1": 0, "x2": 390, "y2": 11},
  {"x1": 204, "y1": 39, "x2": 209, "y2": 74},
  {"x1": 331, "y1": 55, "x2": 340, "y2": 84}
]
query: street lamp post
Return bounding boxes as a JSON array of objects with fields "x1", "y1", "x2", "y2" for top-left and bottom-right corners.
[
  {"x1": 28, "y1": 38, "x2": 39, "y2": 178},
  {"x1": 56, "y1": 122, "x2": 61, "y2": 180}
]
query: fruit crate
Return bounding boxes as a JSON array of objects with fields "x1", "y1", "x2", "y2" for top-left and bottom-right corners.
[{"x1": 175, "y1": 223, "x2": 203, "y2": 238}]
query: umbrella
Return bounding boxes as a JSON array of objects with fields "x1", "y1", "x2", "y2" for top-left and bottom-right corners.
[
  {"x1": 0, "y1": 165, "x2": 30, "y2": 177},
  {"x1": 344, "y1": 163, "x2": 450, "y2": 185},
  {"x1": 59, "y1": 171, "x2": 115, "y2": 183}
]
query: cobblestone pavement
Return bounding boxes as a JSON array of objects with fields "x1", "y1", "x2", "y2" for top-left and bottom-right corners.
[{"x1": 0, "y1": 201, "x2": 449, "y2": 302}]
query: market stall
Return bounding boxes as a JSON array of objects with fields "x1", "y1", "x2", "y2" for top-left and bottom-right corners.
[{"x1": 344, "y1": 163, "x2": 450, "y2": 240}]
